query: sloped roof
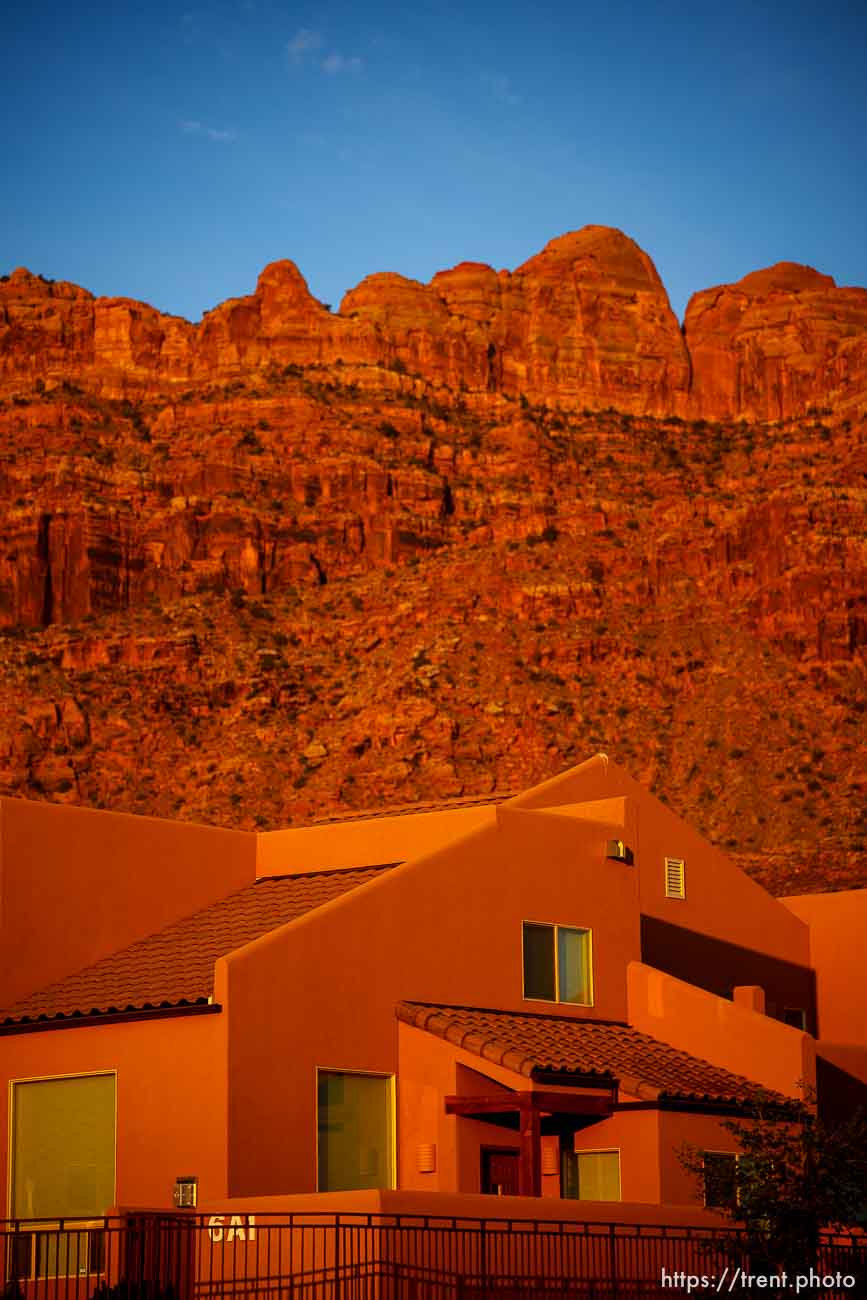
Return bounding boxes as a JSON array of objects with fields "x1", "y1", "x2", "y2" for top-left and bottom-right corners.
[
  {"x1": 397, "y1": 1002, "x2": 782, "y2": 1106},
  {"x1": 1, "y1": 865, "x2": 395, "y2": 1028},
  {"x1": 309, "y1": 791, "x2": 517, "y2": 825}
]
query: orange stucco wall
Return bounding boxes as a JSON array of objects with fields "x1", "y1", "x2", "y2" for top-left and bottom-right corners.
[
  {"x1": 398, "y1": 1021, "x2": 529, "y2": 1195},
  {"x1": 255, "y1": 806, "x2": 497, "y2": 876},
  {"x1": 0, "y1": 798, "x2": 255, "y2": 1009},
  {"x1": 657, "y1": 1112, "x2": 741, "y2": 1207},
  {"x1": 782, "y1": 890, "x2": 867, "y2": 1051},
  {"x1": 571, "y1": 1108, "x2": 662, "y2": 1204},
  {"x1": 627, "y1": 961, "x2": 814, "y2": 1098},
  {"x1": 222, "y1": 809, "x2": 641, "y2": 1196},
  {"x1": 198, "y1": 1187, "x2": 730, "y2": 1228},
  {"x1": 0, "y1": 1011, "x2": 228, "y2": 1217},
  {"x1": 511, "y1": 755, "x2": 811, "y2": 966}
]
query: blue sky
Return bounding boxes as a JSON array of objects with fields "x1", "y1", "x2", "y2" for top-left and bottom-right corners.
[{"x1": 4, "y1": 1, "x2": 866, "y2": 323}]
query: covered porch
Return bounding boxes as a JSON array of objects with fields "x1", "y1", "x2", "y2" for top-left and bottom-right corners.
[
  {"x1": 397, "y1": 1000, "x2": 782, "y2": 1202},
  {"x1": 444, "y1": 1083, "x2": 615, "y2": 1197}
]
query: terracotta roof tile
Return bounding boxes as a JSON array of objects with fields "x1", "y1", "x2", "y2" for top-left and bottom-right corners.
[
  {"x1": 308, "y1": 792, "x2": 516, "y2": 826},
  {"x1": 2, "y1": 866, "x2": 395, "y2": 1027},
  {"x1": 397, "y1": 1002, "x2": 783, "y2": 1106}
]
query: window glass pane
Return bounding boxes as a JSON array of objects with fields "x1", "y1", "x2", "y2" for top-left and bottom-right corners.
[
  {"x1": 561, "y1": 1151, "x2": 578, "y2": 1199},
  {"x1": 37, "y1": 1230, "x2": 89, "y2": 1278},
  {"x1": 704, "y1": 1153, "x2": 737, "y2": 1208},
  {"x1": 575, "y1": 1151, "x2": 620, "y2": 1201},
  {"x1": 522, "y1": 923, "x2": 555, "y2": 1001},
  {"x1": 12, "y1": 1076, "x2": 115, "y2": 1220},
  {"x1": 317, "y1": 1072, "x2": 393, "y2": 1192},
  {"x1": 558, "y1": 928, "x2": 592, "y2": 1005}
]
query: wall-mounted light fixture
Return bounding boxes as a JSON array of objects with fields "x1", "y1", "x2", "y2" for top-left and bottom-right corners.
[{"x1": 173, "y1": 1176, "x2": 198, "y2": 1208}]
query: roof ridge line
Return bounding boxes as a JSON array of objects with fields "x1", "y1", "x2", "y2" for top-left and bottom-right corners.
[
  {"x1": 255, "y1": 862, "x2": 401, "y2": 884},
  {"x1": 306, "y1": 792, "x2": 519, "y2": 826},
  {"x1": 397, "y1": 999, "x2": 629, "y2": 1027}
]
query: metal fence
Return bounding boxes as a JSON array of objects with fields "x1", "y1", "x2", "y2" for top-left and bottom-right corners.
[{"x1": 1, "y1": 1213, "x2": 864, "y2": 1300}]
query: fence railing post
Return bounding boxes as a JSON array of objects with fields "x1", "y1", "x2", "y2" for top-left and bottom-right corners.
[
  {"x1": 1, "y1": 1211, "x2": 864, "y2": 1300},
  {"x1": 480, "y1": 1217, "x2": 487, "y2": 1293}
]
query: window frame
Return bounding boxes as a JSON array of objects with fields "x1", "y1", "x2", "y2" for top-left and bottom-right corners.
[
  {"x1": 521, "y1": 920, "x2": 594, "y2": 1007},
  {"x1": 8, "y1": 1071, "x2": 118, "y2": 1224},
  {"x1": 562, "y1": 1147, "x2": 622, "y2": 1202},
  {"x1": 702, "y1": 1149, "x2": 739, "y2": 1209},
  {"x1": 314, "y1": 1066, "x2": 396, "y2": 1193}
]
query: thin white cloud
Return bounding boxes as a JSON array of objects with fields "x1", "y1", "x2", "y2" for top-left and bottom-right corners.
[
  {"x1": 287, "y1": 28, "x2": 361, "y2": 73},
  {"x1": 180, "y1": 120, "x2": 238, "y2": 143},
  {"x1": 287, "y1": 27, "x2": 322, "y2": 58},
  {"x1": 321, "y1": 52, "x2": 362, "y2": 73},
  {"x1": 481, "y1": 72, "x2": 520, "y2": 106}
]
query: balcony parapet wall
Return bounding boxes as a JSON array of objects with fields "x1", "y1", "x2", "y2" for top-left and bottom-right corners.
[{"x1": 627, "y1": 961, "x2": 815, "y2": 1100}]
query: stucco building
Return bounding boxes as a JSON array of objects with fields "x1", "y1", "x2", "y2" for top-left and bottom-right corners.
[{"x1": 1, "y1": 753, "x2": 865, "y2": 1228}]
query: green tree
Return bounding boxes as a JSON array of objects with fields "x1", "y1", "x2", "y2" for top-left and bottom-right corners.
[{"x1": 680, "y1": 1087, "x2": 867, "y2": 1278}]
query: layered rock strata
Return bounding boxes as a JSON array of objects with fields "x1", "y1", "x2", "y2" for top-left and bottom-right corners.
[{"x1": 5, "y1": 226, "x2": 865, "y2": 419}]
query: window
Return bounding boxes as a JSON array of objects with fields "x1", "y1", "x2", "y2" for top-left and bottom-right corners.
[
  {"x1": 10, "y1": 1074, "x2": 115, "y2": 1279},
  {"x1": 562, "y1": 1150, "x2": 621, "y2": 1201},
  {"x1": 11, "y1": 1074, "x2": 116, "y2": 1220},
  {"x1": 703, "y1": 1152, "x2": 738, "y2": 1208},
  {"x1": 316, "y1": 1070, "x2": 394, "y2": 1192},
  {"x1": 522, "y1": 922, "x2": 592, "y2": 1005},
  {"x1": 664, "y1": 857, "x2": 686, "y2": 899},
  {"x1": 782, "y1": 1008, "x2": 807, "y2": 1030}
]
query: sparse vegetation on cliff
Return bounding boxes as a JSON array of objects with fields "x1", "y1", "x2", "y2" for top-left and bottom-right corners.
[{"x1": 0, "y1": 234, "x2": 864, "y2": 896}]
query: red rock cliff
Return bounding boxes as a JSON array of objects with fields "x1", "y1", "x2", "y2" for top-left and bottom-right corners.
[
  {"x1": 684, "y1": 262, "x2": 867, "y2": 421},
  {"x1": 4, "y1": 229, "x2": 866, "y2": 420}
]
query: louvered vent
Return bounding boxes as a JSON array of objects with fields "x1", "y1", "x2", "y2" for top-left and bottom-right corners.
[
  {"x1": 664, "y1": 857, "x2": 685, "y2": 899},
  {"x1": 416, "y1": 1143, "x2": 437, "y2": 1173},
  {"x1": 541, "y1": 1142, "x2": 560, "y2": 1176}
]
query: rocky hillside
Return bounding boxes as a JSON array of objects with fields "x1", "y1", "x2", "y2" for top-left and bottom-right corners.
[{"x1": 0, "y1": 226, "x2": 864, "y2": 896}]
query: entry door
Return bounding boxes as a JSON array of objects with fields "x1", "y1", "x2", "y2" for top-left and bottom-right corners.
[{"x1": 481, "y1": 1148, "x2": 520, "y2": 1196}]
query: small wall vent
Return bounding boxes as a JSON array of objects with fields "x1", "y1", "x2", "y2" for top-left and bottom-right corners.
[
  {"x1": 664, "y1": 857, "x2": 686, "y2": 899},
  {"x1": 541, "y1": 1142, "x2": 560, "y2": 1176},
  {"x1": 606, "y1": 839, "x2": 634, "y2": 865},
  {"x1": 416, "y1": 1143, "x2": 437, "y2": 1173}
]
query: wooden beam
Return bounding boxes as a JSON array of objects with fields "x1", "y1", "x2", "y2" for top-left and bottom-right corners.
[
  {"x1": 518, "y1": 1097, "x2": 541, "y2": 1197},
  {"x1": 444, "y1": 1091, "x2": 613, "y2": 1119},
  {"x1": 530, "y1": 1090, "x2": 613, "y2": 1117},
  {"x1": 445, "y1": 1094, "x2": 522, "y2": 1116}
]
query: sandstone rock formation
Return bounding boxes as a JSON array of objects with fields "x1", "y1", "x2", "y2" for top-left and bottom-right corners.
[
  {"x1": 684, "y1": 262, "x2": 867, "y2": 422},
  {"x1": 4, "y1": 228, "x2": 867, "y2": 421},
  {"x1": 1, "y1": 229, "x2": 865, "y2": 896}
]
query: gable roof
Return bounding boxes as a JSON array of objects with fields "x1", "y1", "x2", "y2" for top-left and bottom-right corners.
[
  {"x1": 1, "y1": 865, "x2": 396, "y2": 1029},
  {"x1": 397, "y1": 1002, "x2": 782, "y2": 1107},
  {"x1": 309, "y1": 791, "x2": 518, "y2": 825}
]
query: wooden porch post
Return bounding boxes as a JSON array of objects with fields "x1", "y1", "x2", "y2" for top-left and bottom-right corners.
[{"x1": 518, "y1": 1096, "x2": 541, "y2": 1197}]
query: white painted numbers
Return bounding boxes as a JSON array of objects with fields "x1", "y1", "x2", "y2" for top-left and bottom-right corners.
[{"x1": 207, "y1": 1214, "x2": 257, "y2": 1243}]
